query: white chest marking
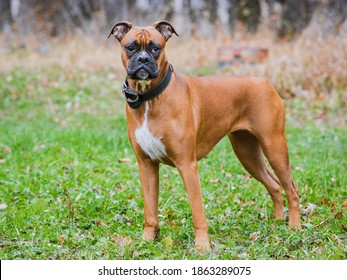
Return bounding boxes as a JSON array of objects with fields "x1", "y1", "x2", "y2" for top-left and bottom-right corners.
[
  {"x1": 139, "y1": 80, "x2": 151, "y2": 92},
  {"x1": 135, "y1": 103, "x2": 167, "y2": 161}
]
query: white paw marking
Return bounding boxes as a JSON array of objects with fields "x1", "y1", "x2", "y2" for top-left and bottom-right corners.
[{"x1": 135, "y1": 102, "x2": 167, "y2": 161}]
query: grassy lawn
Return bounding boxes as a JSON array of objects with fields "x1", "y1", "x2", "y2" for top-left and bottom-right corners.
[{"x1": 0, "y1": 67, "x2": 346, "y2": 260}]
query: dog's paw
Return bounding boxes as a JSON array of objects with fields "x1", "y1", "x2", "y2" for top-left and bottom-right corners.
[
  {"x1": 289, "y1": 222, "x2": 302, "y2": 230},
  {"x1": 289, "y1": 213, "x2": 302, "y2": 230},
  {"x1": 195, "y1": 240, "x2": 211, "y2": 253},
  {"x1": 143, "y1": 227, "x2": 160, "y2": 240},
  {"x1": 194, "y1": 229, "x2": 210, "y2": 252}
]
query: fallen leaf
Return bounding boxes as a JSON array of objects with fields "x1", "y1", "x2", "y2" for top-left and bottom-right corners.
[
  {"x1": 96, "y1": 220, "x2": 106, "y2": 227},
  {"x1": 320, "y1": 198, "x2": 331, "y2": 206},
  {"x1": 58, "y1": 235, "x2": 65, "y2": 244},
  {"x1": 32, "y1": 143, "x2": 45, "y2": 151},
  {"x1": 302, "y1": 203, "x2": 317, "y2": 215},
  {"x1": 112, "y1": 214, "x2": 123, "y2": 222},
  {"x1": 284, "y1": 254, "x2": 295, "y2": 259},
  {"x1": 302, "y1": 223, "x2": 313, "y2": 228},
  {"x1": 0, "y1": 204, "x2": 7, "y2": 210},
  {"x1": 250, "y1": 231, "x2": 260, "y2": 242},
  {"x1": 312, "y1": 247, "x2": 324, "y2": 255},
  {"x1": 238, "y1": 252, "x2": 250, "y2": 259},
  {"x1": 115, "y1": 235, "x2": 132, "y2": 247},
  {"x1": 340, "y1": 224, "x2": 347, "y2": 233},
  {"x1": 334, "y1": 212, "x2": 343, "y2": 220},
  {"x1": 170, "y1": 220, "x2": 178, "y2": 227},
  {"x1": 319, "y1": 198, "x2": 336, "y2": 209},
  {"x1": 342, "y1": 200, "x2": 347, "y2": 210},
  {"x1": 210, "y1": 179, "x2": 220, "y2": 184},
  {"x1": 119, "y1": 158, "x2": 132, "y2": 163}
]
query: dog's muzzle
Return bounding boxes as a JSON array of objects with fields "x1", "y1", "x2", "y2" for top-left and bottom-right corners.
[{"x1": 127, "y1": 51, "x2": 159, "y2": 80}]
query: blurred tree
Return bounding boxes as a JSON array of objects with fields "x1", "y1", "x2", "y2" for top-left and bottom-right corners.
[
  {"x1": 228, "y1": 0, "x2": 239, "y2": 31},
  {"x1": 163, "y1": 0, "x2": 175, "y2": 22},
  {"x1": 239, "y1": 0, "x2": 261, "y2": 32},
  {"x1": 0, "y1": 0, "x2": 12, "y2": 33},
  {"x1": 278, "y1": 0, "x2": 313, "y2": 38},
  {"x1": 0, "y1": 0, "x2": 345, "y2": 38},
  {"x1": 228, "y1": 0, "x2": 261, "y2": 33},
  {"x1": 328, "y1": 0, "x2": 347, "y2": 23},
  {"x1": 207, "y1": 0, "x2": 218, "y2": 24}
]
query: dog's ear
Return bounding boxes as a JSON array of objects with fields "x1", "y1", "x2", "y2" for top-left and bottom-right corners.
[
  {"x1": 152, "y1": 20, "x2": 178, "y2": 41},
  {"x1": 108, "y1": 21, "x2": 133, "y2": 41}
]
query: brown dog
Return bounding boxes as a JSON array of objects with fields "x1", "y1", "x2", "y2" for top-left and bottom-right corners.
[{"x1": 109, "y1": 20, "x2": 301, "y2": 252}]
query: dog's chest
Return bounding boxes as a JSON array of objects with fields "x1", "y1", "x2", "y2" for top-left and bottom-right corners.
[{"x1": 135, "y1": 103, "x2": 167, "y2": 161}]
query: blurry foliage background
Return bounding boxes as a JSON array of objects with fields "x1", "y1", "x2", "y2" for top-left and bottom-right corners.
[{"x1": 0, "y1": 0, "x2": 346, "y2": 38}]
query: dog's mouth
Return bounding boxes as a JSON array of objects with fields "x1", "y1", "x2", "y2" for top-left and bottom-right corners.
[
  {"x1": 127, "y1": 64, "x2": 159, "y2": 80},
  {"x1": 128, "y1": 68, "x2": 159, "y2": 80},
  {"x1": 135, "y1": 69, "x2": 150, "y2": 80}
]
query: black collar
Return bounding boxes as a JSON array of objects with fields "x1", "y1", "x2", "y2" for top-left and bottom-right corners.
[{"x1": 122, "y1": 64, "x2": 173, "y2": 109}]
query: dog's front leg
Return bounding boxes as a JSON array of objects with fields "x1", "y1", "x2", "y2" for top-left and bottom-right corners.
[
  {"x1": 138, "y1": 159, "x2": 160, "y2": 240},
  {"x1": 177, "y1": 161, "x2": 210, "y2": 252}
]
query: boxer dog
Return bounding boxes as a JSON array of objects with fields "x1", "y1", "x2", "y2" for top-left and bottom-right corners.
[{"x1": 108, "y1": 21, "x2": 301, "y2": 252}]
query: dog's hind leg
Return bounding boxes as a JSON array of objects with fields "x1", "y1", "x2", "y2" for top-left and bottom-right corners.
[
  {"x1": 258, "y1": 134, "x2": 301, "y2": 229},
  {"x1": 228, "y1": 131, "x2": 284, "y2": 221}
]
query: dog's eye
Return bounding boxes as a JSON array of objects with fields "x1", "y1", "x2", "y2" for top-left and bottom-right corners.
[
  {"x1": 151, "y1": 47, "x2": 161, "y2": 55},
  {"x1": 127, "y1": 46, "x2": 135, "y2": 52}
]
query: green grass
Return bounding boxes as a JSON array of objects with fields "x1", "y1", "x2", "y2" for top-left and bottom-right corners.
[{"x1": 0, "y1": 68, "x2": 346, "y2": 260}]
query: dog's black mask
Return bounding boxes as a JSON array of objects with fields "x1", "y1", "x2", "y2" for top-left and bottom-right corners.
[
  {"x1": 126, "y1": 47, "x2": 159, "y2": 80},
  {"x1": 124, "y1": 38, "x2": 162, "y2": 80}
]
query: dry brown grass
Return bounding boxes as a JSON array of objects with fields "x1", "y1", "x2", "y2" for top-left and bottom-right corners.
[{"x1": 1, "y1": 28, "x2": 346, "y2": 118}]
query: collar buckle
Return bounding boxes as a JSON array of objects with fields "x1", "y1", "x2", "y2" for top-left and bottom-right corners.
[{"x1": 122, "y1": 81, "x2": 142, "y2": 109}]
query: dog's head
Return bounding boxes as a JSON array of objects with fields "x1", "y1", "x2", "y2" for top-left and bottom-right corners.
[{"x1": 109, "y1": 21, "x2": 178, "y2": 81}]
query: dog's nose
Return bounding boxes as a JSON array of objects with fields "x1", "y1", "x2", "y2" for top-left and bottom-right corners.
[{"x1": 137, "y1": 52, "x2": 150, "y2": 64}]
